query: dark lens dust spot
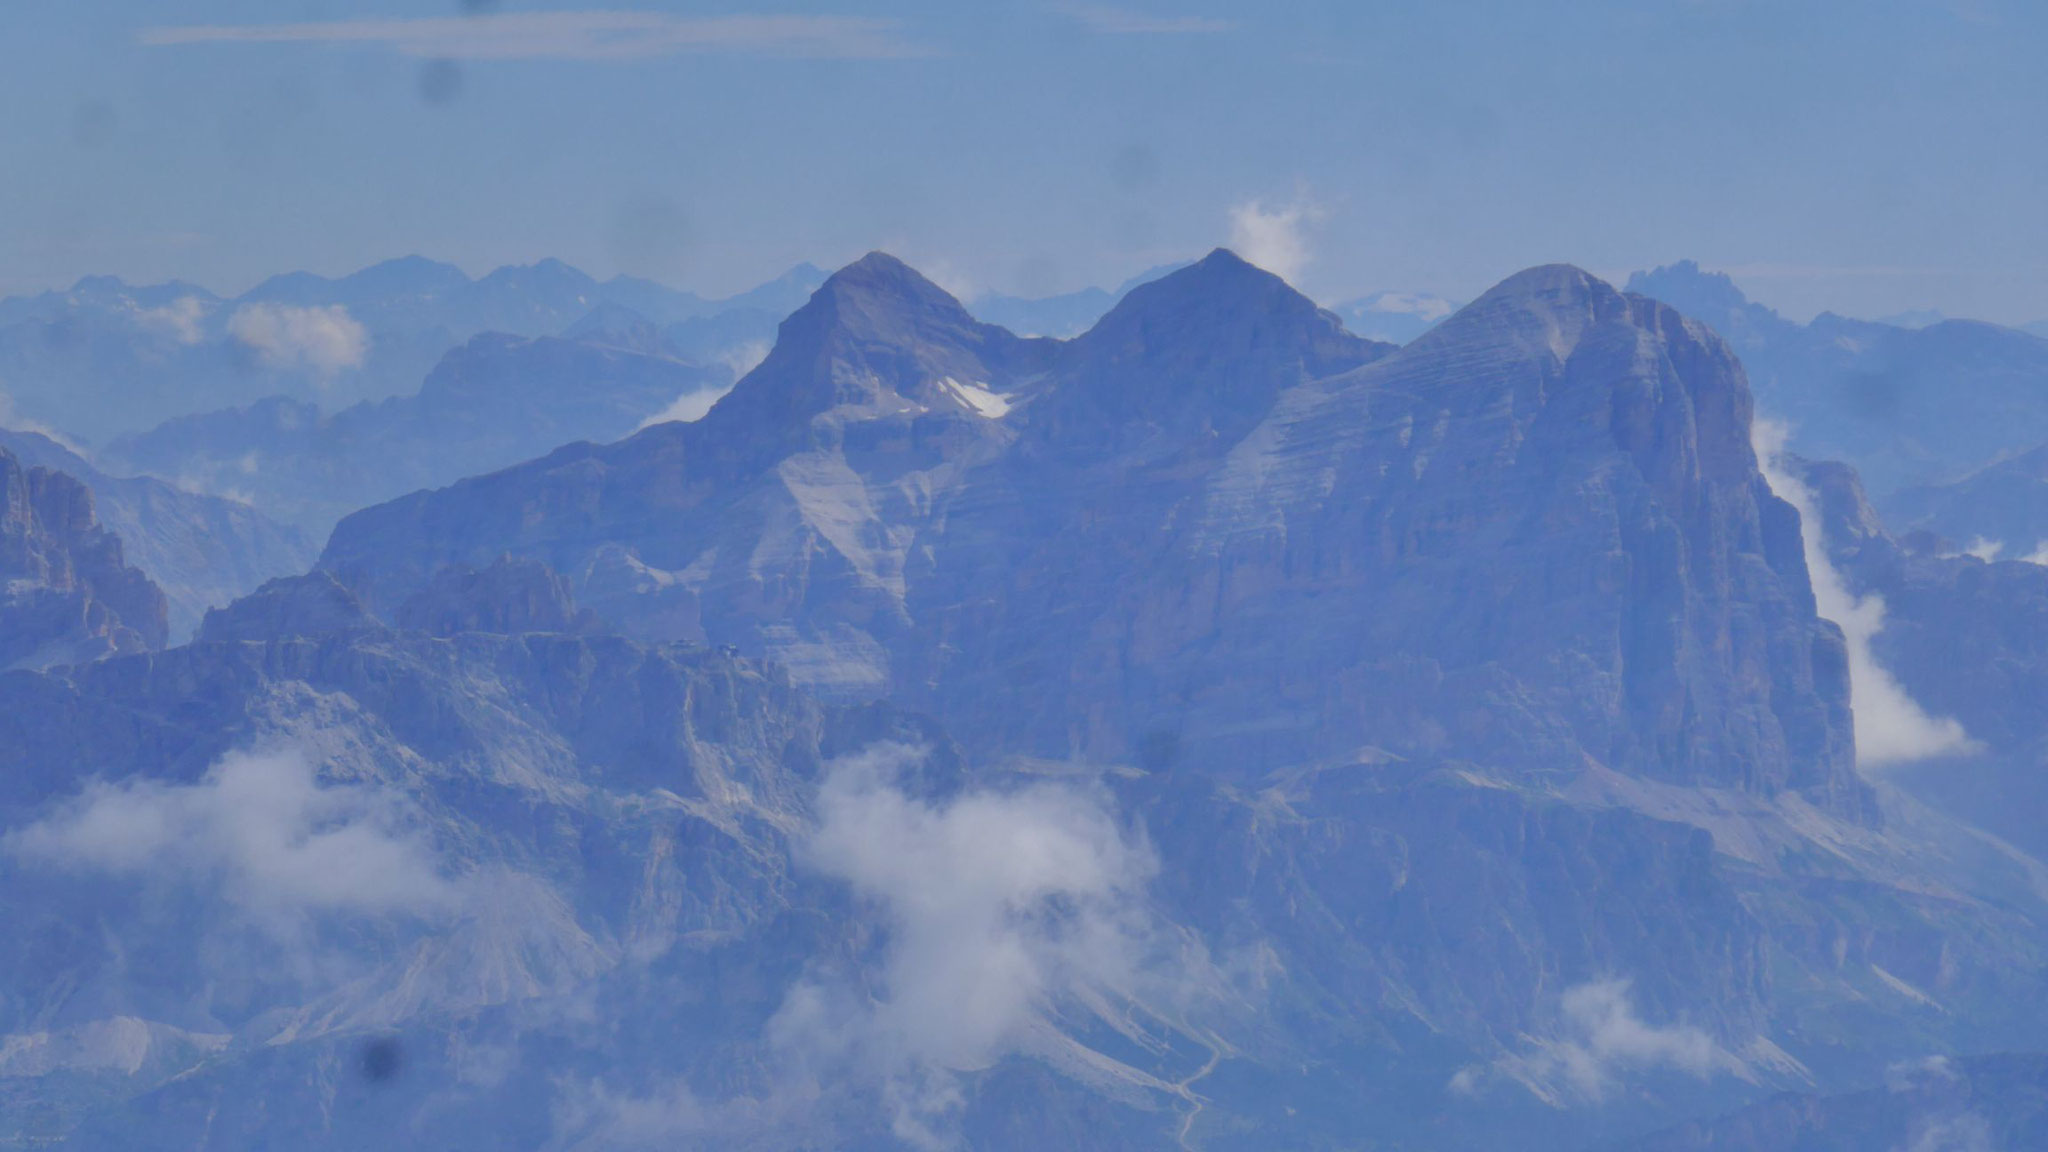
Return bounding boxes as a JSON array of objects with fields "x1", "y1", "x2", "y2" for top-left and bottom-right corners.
[
  {"x1": 1137, "y1": 728, "x2": 1181, "y2": 772},
  {"x1": 360, "y1": 1037, "x2": 404, "y2": 1083},
  {"x1": 417, "y1": 59, "x2": 463, "y2": 106}
]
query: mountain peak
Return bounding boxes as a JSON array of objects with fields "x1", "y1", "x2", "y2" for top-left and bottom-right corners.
[
  {"x1": 793, "y1": 252, "x2": 982, "y2": 334},
  {"x1": 1093, "y1": 247, "x2": 1312, "y2": 326},
  {"x1": 819, "y1": 251, "x2": 951, "y2": 299},
  {"x1": 1626, "y1": 259, "x2": 1754, "y2": 315},
  {"x1": 697, "y1": 252, "x2": 1032, "y2": 436},
  {"x1": 1481, "y1": 262, "x2": 1609, "y2": 304},
  {"x1": 339, "y1": 255, "x2": 471, "y2": 296},
  {"x1": 1042, "y1": 248, "x2": 1387, "y2": 445},
  {"x1": 1406, "y1": 263, "x2": 1632, "y2": 367}
]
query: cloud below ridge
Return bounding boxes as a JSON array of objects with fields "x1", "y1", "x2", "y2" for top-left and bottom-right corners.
[
  {"x1": 1754, "y1": 419, "x2": 1976, "y2": 767},
  {"x1": 227, "y1": 302, "x2": 368, "y2": 378},
  {"x1": 1457, "y1": 979, "x2": 1741, "y2": 1105},
  {"x1": 4, "y1": 748, "x2": 459, "y2": 925},
  {"x1": 769, "y1": 746, "x2": 1177, "y2": 1146}
]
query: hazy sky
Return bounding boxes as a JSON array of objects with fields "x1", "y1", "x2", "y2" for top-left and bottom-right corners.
[{"x1": 4, "y1": 0, "x2": 2044, "y2": 322}]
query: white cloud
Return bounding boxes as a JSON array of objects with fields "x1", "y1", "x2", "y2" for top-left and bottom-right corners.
[
  {"x1": 637, "y1": 384, "x2": 734, "y2": 430},
  {"x1": 1063, "y1": 6, "x2": 1236, "y2": 34},
  {"x1": 1938, "y1": 536, "x2": 2005, "y2": 563},
  {"x1": 133, "y1": 295, "x2": 208, "y2": 345},
  {"x1": 769, "y1": 746, "x2": 1168, "y2": 1145},
  {"x1": 1754, "y1": 420, "x2": 1976, "y2": 767},
  {"x1": 2025, "y1": 542, "x2": 2048, "y2": 567},
  {"x1": 141, "y1": 12, "x2": 933, "y2": 61},
  {"x1": 5, "y1": 748, "x2": 459, "y2": 926},
  {"x1": 718, "y1": 339, "x2": 772, "y2": 380},
  {"x1": 227, "y1": 302, "x2": 369, "y2": 378},
  {"x1": 1228, "y1": 199, "x2": 1321, "y2": 285},
  {"x1": 1465, "y1": 979, "x2": 1740, "y2": 1105},
  {"x1": 0, "y1": 386, "x2": 82, "y2": 452}
]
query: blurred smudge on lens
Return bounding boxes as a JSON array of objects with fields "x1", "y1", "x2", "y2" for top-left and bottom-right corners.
[
  {"x1": 418, "y1": 59, "x2": 463, "y2": 106},
  {"x1": 71, "y1": 100, "x2": 117, "y2": 148}
]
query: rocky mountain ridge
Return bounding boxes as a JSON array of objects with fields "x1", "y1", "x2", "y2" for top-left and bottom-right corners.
[{"x1": 0, "y1": 444, "x2": 167, "y2": 670}]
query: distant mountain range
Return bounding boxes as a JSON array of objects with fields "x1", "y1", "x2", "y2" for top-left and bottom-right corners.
[
  {"x1": 5, "y1": 249, "x2": 2048, "y2": 1150},
  {"x1": 1626, "y1": 260, "x2": 2048, "y2": 498},
  {"x1": 103, "y1": 331, "x2": 728, "y2": 539},
  {"x1": 0, "y1": 258, "x2": 828, "y2": 447}
]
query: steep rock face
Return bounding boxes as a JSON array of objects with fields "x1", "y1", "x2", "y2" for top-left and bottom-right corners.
[
  {"x1": 319, "y1": 255, "x2": 1861, "y2": 816},
  {"x1": 0, "y1": 447, "x2": 167, "y2": 670},
  {"x1": 0, "y1": 427, "x2": 312, "y2": 641},
  {"x1": 946, "y1": 265, "x2": 1856, "y2": 809}
]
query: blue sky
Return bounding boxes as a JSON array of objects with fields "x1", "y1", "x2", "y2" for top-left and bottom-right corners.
[{"x1": 3, "y1": 0, "x2": 2044, "y2": 322}]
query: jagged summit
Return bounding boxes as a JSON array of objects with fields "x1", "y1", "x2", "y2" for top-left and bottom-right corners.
[{"x1": 1626, "y1": 258, "x2": 1753, "y2": 314}]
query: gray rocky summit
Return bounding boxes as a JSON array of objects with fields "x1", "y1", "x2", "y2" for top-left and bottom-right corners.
[
  {"x1": 322, "y1": 252, "x2": 1861, "y2": 815},
  {"x1": 0, "y1": 445, "x2": 167, "y2": 670}
]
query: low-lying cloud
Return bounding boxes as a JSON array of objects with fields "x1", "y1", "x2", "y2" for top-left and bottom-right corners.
[
  {"x1": 5, "y1": 748, "x2": 459, "y2": 925},
  {"x1": 1228, "y1": 199, "x2": 1320, "y2": 285},
  {"x1": 134, "y1": 295, "x2": 208, "y2": 345},
  {"x1": 770, "y1": 746, "x2": 1169, "y2": 1146},
  {"x1": 228, "y1": 302, "x2": 369, "y2": 378},
  {"x1": 1458, "y1": 979, "x2": 1740, "y2": 1105},
  {"x1": 637, "y1": 387, "x2": 731, "y2": 429},
  {"x1": 1755, "y1": 420, "x2": 1975, "y2": 767}
]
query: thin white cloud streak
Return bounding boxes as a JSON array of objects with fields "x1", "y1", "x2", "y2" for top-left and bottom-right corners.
[
  {"x1": 228, "y1": 302, "x2": 368, "y2": 379},
  {"x1": 1063, "y1": 5, "x2": 1236, "y2": 34},
  {"x1": 140, "y1": 12, "x2": 935, "y2": 62},
  {"x1": 1754, "y1": 420, "x2": 1976, "y2": 767},
  {"x1": 770, "y1": 746, "x2": 1168, "y2": 1146},
  {"x1": 1228, "y1": 199, "x2": 1320, "y2": 285},
  {"x1": 5, "y1": 748, "x2": 459, "y2": 926}
]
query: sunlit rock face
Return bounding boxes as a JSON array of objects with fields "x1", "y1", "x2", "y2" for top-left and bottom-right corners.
[
  {"x1": 323, "y1": 253, "x2": 1861, "y2": 816},
  {"x1": 0, "y1": 445, "x2": 167, "y2": 671}
]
